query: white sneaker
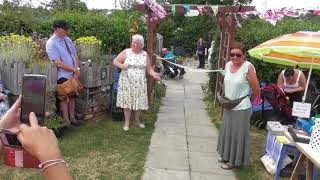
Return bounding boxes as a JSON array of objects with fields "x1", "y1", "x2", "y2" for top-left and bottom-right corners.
[
  {"x1": 136, "y1": 123, "x2": 145, "y2": 129},
  {"x1": 123, "y1": 126, "x2": 129, "y2": 131}
]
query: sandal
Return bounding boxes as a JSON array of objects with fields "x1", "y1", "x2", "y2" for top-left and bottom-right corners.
[
  {"x1": 218, "y1": 157, "x2": 228, "y2": 163},
  {"x1": 221, "y1": 164, "x2": 234, "y2": 170},
  {"x1": 136, "y1": 123, "x2": 145, "y2": 129},
  {"x1": 123, "y1": 126, "x2": 129, "y2": 131}
]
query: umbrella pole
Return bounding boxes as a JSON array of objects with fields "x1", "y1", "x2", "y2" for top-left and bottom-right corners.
[{"x1": 303, "y1": 61, "x2": 313, "y2": 103}]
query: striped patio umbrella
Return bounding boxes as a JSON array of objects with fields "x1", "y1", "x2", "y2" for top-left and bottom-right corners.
[{"x1": 248, "y1": 31, "x2": 320, "y2": 102}]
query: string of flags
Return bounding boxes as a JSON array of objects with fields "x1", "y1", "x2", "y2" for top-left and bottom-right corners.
[
  {"x1": 142, "y1": 0, "x2": 320, "y2": 25},
  {"x1": 240, "y1": 7, "x2": 320, "y2": 25}
]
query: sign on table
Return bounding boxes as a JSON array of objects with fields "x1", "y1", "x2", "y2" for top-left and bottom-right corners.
[{"x1": 292, "y1": 102, "x2": 311, "y2": 118}]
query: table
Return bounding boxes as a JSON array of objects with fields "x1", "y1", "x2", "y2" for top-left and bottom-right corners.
[{"x1": 283, "y1": 131, "x2": 320, "y2": 180}]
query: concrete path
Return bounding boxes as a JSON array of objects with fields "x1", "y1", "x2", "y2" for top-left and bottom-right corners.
[{"x1": 142, "y1": 61, "x2": 237, "y2": 180}]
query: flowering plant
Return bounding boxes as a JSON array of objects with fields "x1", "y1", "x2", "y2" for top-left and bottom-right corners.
[
  {"x1": 0, "y1": 34, "x2": 38, "y2": 63},
  {"x1": 74, "y1": 36, "x2": 102, "y2": 62}
]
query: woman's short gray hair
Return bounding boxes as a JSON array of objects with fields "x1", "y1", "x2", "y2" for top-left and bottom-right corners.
[{"x1": 132, "y1": 34, "x2": 144, "y2": 49}]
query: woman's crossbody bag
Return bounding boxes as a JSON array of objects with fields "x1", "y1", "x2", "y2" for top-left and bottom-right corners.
[{"x1": 217, "y1": 94, "x2": 248, "y2": 110}]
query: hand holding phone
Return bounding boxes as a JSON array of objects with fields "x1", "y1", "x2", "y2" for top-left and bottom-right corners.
[{"x1": 18, "y1": 112, "x2": 61, "y2": 163}]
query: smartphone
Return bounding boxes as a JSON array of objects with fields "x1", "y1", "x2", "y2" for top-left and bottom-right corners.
[
  {"x1": 0, "y1": 129, "x2": 22, "y2": 147},
  {"x1": 21, "y1": 74, "x2": 46, "y2": 126}
]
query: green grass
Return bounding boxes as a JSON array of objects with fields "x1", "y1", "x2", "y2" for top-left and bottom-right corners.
[
  {"x1": 204, "y1": 95, "x2": 277, "y2": 180},
  {"x1": 0, "y1": 84, "x2": 165, "y2": 180}
]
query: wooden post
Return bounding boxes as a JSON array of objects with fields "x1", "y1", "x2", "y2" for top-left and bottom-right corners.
[
  {"x1": 147, "y1": 13, "x2": 156, "y2": 106},
  {"x1": 133, "y1": 4, "x2": 255, "y2": 108},
  {"x1": 290, "y1": 154, "x2": 306, "y2": 180}
]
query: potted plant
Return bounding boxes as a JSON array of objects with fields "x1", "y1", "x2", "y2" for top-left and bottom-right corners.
[
  {"x1": 74, "y1": 36, "x2": 102, "y2": 62},
  {"x1": 46, "y1": 116, "x2": 68, "y2": 137}
]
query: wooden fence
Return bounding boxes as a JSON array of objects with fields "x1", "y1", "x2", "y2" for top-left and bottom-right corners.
[
  {"x1": 0, "y1": 61, "x2": 113, "y2": 119},
  {"x1": 0, "y1": 61, "x2": 112, "y2": 94},
  {"x1": 79, "y1": 61, "x2": 112, "y2": 88},
  {"x1": 0, "y1": 62, "x2": 57, "y2": 95}
]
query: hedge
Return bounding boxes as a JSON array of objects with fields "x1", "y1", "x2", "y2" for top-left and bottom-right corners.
[
  {"x1": 0, "y1": 5, "x2": 145, "y2": 53},
  {"x1": 159, "y1": 15, "x2": 217, "y2": 51}
]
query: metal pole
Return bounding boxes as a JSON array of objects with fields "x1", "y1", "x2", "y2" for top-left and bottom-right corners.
[{"x1": 303, "y1": 59, "x2": 314, "y2": 103}]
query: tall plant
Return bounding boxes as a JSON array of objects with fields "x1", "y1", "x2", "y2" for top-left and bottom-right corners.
[
  {"x1": 74, "y1": 36, "x2": 102, "y2": 62},
  {"x1": 0, "y1": 34, "x2": 38, "y2": 63}
]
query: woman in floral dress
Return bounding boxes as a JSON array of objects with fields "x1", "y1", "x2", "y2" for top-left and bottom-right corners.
[{"x1": 113, "y1": 34, "x2": 161, "y2": 131}]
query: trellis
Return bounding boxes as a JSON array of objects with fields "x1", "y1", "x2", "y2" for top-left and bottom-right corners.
[{"x1": 134, "y1": 3, "x2": 255, "y2": 105}]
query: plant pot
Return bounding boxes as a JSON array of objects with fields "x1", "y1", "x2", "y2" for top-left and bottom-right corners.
[
  {"x1": 51, "y1": 125, "x2": 68, "y2": 138},
  {"x1": 112, "y1": 111, "x2": 124, "y2": 121}
]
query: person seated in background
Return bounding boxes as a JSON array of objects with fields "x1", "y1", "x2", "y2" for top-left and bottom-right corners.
[
  {"x1": 0, "y1": 80, "x2": 10, "y2": 119},
  {"x1": 161, "y1": 48, "x2": 185, "y2": 78},
  {"x1": 277, "y1": 68, "x2": 306, "y2": 106}
]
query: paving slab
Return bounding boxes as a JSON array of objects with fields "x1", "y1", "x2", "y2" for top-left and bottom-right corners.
[
  {"x1": 184, "y1": 85, "x2": 204, "y2": 98},
  {"x1": 188, "y1": 136, "x2": 217, "y2": 153},
  {"x1": 142, "y1": 167, "x2": 190, "y2": 180},
  {"x1": 159, "y1": 105, "x2": 184, "y2": 113},
  {"x1": 187, "y1": 125, "x2": 218, "y2": 138},
  {"x1": 166, "y1": 84, "x2": 184, "y2": 90},
  {"x1": 150, "y1": 133, "x2": 187, "y2": 151},
  {"x1": 161, "y1": 97, "x2": 184, "y2": 102},
  {"x1": 153, "y1": 123, "x2": 186, "y2": 136},
  {"x1": 155, "y1": 117, "x2": 185, "y2": 125},
  {"x1": 166, "y1": 89, "x2": 185, "y2": 95},
  {"x1": 145, "y1": 148, "x2": 189, "y2": 171},
  {"x1": 189, "y1": 151, "x2": 234, "y2": 176},
  {"x1": 161, "y1": 100, "x2": 185, "y2": 107},
  {"x1": 185, "y1": 109, "x2": 213, "y2": 126},
  {"x1": 190, "y1": 172, "x2": 236, "y2": 180},
  {"x1": 184, "y1": 99, "x2": 207, "y2": 109},
  {"x1": 166, "y1": 92, "x2": 185, "y2": 99}
]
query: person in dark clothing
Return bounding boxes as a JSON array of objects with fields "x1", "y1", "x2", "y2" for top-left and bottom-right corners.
[
  {"x1": 196, "y1": 38, "x2": 207, "y2": 69},
  {"x1": 277, "y1": 68, "x2": 306, "y2": 107}
]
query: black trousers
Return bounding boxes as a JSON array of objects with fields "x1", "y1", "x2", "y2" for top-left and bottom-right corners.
[{"x1": 198, "y1": 54, "x2": 205, "y2": 68}]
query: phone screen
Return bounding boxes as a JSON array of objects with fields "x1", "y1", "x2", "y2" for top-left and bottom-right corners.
[
  {"x1": 5, "y1": 133, "x2": 22, "y2": 146},
  {"x1": 21, "y1": 75, "x2": 46, "y2": 125},
  {"x1": 0, "y1": 129, "x2": 22, "y2": 147}
]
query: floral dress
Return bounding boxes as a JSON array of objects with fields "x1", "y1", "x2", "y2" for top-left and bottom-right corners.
[{"x1": 116, "y1": 48, "x2": 148, "y2": 110}]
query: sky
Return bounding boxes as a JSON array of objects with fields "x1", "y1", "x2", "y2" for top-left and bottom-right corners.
[
  {"x1": 251, "y1": 0, "x2": 320, "y2": 11},
  {"x1": 1, "y1": 0, "x2": 320, "y2": 10},
  {"x1": 82, "y1": 0, "x2": 120, "y2": 10},
  {"x1": 0, "y1": 0, "x2": 121, "y2": 9}
]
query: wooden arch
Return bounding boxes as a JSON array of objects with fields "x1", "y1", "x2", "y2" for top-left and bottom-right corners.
[{"x1": 134, "y1": 4, "x2": 255, "y2": 105}]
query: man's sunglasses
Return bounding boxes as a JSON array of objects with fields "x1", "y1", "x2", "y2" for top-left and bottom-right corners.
[{"x1": 230, "y1": 53, "x2": 243, "y2": 58}]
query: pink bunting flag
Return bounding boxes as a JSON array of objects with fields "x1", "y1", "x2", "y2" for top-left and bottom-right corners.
[{"x1": 144, "y1": 0, "x2": 167, "y2": 22}]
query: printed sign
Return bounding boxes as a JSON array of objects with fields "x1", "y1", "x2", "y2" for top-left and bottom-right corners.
[{"x1": 292, "y1": 102, "x2": 311, "y2": 118}]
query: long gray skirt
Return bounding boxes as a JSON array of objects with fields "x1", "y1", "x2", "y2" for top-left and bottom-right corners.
[{"x1": 217, "y1": 108, "x2": 251, "y2": 166}]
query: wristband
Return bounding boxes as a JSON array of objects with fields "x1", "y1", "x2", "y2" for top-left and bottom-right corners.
[{"x1": 39, "y1": 159, "x2": 68, "y2": 173}]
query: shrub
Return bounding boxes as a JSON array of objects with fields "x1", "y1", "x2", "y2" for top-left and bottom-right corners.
[{"x1": 158, "y1": 14, "x2": 217, "y2": 51}]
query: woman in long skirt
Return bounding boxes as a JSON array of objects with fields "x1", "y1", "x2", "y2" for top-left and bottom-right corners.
[{"x1": 217, "y1": 42, "x2": 260, "y2": 170}]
